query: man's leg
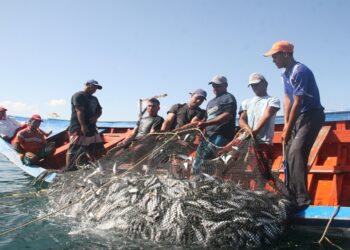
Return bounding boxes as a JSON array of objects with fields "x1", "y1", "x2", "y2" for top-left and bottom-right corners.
[{"x1": 287, "y1": 110, "x2": 324, "y2": 207}]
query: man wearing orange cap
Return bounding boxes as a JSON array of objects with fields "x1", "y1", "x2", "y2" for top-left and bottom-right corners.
[
  {"x1": 13, "y1": 114, "x2": 55, "y2": 165},
  {"x1": 264, "y1": 41, "x2": 325, "y2": 211}
]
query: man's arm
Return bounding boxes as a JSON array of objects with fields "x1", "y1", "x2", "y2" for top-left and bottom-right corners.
[
  {"x1": 90, "y1": 107, "x2": 102, "y2": 125},
  {"x1": 161, "y1": 113, "x2": 176, "y2": 131},
  {"x1": 75, "y1": 105, "x2": 88, "y2": 135},
  {"x1": 122, "y1": 127, "x2": 138, "y2": 143},
  {"x1": 198, "y1": 112, "x2": 233, "y2": 129},
  {"x1": 12, "y1": 135, "x2": 25, "y2": 159},
  {"x1": 238, "y1": 111, "x2": 251, "y2": 133},
  {"x1": 252, "y1": 106, "x2": 279, "y2": 135},
  {"x1": 282, "y1": 95, "x2": 302, "y2": 142},
  {"x1": 283, "y1": 94, "x2": 292, "y2": 125}
]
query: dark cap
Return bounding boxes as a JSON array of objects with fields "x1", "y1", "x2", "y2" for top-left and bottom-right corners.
[
  {"x1": 86, "y1": 79, "x2": 102, "y2": 90},
  {"x1": 190, "y1": 89, "x2": 207, "y2": 100}
]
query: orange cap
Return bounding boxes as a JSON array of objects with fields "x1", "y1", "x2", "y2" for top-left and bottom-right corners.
[
  {"x1": 30, "y1": 114, "x2": 43, "y2": 121},
  {"x1": 264, "y1": 41, "x2": 294, "y2": 57}
]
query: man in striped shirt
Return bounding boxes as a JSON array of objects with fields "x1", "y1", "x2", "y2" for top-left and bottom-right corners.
[{"x1": 13, "y1": 114, "x2": 55, "y2": 165}]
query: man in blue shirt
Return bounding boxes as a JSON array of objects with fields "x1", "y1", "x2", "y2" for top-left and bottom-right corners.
[
  {"x1": 264, "y1": 41, "x2": 325, "y2": 211},
  {"x1": 192, "y1": 75, "x2": 237, "y2": 175}
]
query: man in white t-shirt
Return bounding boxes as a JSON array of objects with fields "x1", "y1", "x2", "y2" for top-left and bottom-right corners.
[
  {"x1": 238, "y1": 73, "x2": 280, "y2": 179},
  {"x1": 0, "y1": 106, "x2": 23, "y2": 142},
  {"x1": 239, "y1": 73, "x2": 280, "y2": 145}
]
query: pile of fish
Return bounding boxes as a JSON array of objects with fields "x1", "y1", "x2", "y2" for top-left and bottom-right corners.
[{"x1": 48, "y1": 168, "x2": 292, "y2": 248}]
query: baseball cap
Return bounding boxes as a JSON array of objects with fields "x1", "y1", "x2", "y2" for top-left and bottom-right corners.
[
  {"x1": 190, "y1": 89, "x2": 207, "y2": 100},
  {"x1": 208, "y1": 74, "x2": 228, "y2": 85},
  {"x1": 30, "y1": 114, "x2": 43, "y2": 122},
  {"x1": 264, "y1": 41, "x2": 294, "y2": 57},
  {"x1": 248, "y1": 73, "x2": 266, "y2": 86},
  {"x1": 0, "y1": 106, "x2": 7, "y2": 112},
  {"x1": 86, "y1": 79, "x2": 102, "y2": 90}
]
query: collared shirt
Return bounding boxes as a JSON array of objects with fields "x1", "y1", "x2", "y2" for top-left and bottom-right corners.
[{"x1": 282, "y1": 62, "x2": 323, "y2": 113}]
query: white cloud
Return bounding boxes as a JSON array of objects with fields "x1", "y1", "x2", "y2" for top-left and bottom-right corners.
[
  {"x1": 0, "y1": 101, "x2": 39, "y2": 116},
  {"x1": 48, "y1": 99, "x2": 66, "y2": 107}
]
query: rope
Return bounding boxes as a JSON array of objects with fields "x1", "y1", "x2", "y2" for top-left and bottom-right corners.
[
  {"x1": 317, "y1": 205, "x2": 340, "y2": 244},
  {"x1": 0, "y1": 189, "x2": 88, "y2": 237}
]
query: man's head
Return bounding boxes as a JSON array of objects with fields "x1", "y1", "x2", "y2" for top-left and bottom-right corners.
[
  {"x1": 28, "y1": 114, "x2": 43, "y2": 131},
  {"x1": 188, "y1": 89, "x2": 207, "y2": 108},
  {"x1": 84, "y1": 79, "x2": 102, "y2": 95},
  {"x1": 0, "y1": 106, "x2": 7, "y2": 120},
  {"x1": 208, "y1": 74, "x2": 228, "y2": 96},
  {"x1": 248, "y1": 73, "x2": 268, "y2": 97},
  {"x1": 264, "y1": 41, "x2": 294, "y2": 69},
  {"x1": 146, "y1": 98, "x2": 160, "y2": 117}
]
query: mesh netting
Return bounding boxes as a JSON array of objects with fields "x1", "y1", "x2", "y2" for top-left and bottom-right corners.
[{"x1": 47, "y1": 128, "x2": 294, "y2": 248}]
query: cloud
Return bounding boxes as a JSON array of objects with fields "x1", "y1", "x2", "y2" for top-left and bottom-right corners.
[
  {"x1": 48, "y1": 99, "x2": 66, "y2": 107},
  {"x1": 0, "y1": 101, "x2": 39, "y2": 116}
]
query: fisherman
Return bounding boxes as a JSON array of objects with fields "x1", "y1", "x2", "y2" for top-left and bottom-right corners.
[
  {"x1": 264, "y1": 41, "x2": 325, "y2": 211},
  {"x1": 121, "y1": 98, "x2": 164, "y2": 148},
  {"x1": 13, "y1": 114, "x2": 55, "y2": 165},
  {"x1": 161, "y1": 89, "x2": 206, "y2": 131},
  {"x1": 66, "y1": 79, "x2": 105, "y2": 170},
  {"x1": 192, "y1": 74, "x2": 237, "y2": 175},
  {"x1": 0, "y1": 106, "x2": 24, "y2": 143},
  {"x1": 238, "y1": 73, "x2": 280, "y2": 181}
]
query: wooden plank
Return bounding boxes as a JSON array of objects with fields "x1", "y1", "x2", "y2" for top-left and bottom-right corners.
[
  {"x1": 294, "y1": 206, "x2": 350, "y2": 223},
  {"x1": 308, "y1": 126, "x2": 331, "y2": 168}
]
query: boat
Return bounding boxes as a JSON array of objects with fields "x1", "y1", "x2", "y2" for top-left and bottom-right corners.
[
  {"x1": 0, "y1": 122, "x2": 135, "y2": 183},
  {"x1": 272, "y1": 111, "x2": 350, "y2": 227},
  {"x1": 1, "y1": 112, "x2": 349, "y2": 227}
]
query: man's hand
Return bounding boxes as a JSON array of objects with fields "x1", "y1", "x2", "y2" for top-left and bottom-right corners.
[
  {"x1": 281, "y1": 125, "x2": 291, "y2": 143},
  {"x1": 197, "y1": 121, "x2": 207, "y2": 130}
]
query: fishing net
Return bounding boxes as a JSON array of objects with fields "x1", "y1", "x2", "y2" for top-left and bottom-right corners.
[{"x1": 47, "y1": 128, "x2": 294, "y2": 248}]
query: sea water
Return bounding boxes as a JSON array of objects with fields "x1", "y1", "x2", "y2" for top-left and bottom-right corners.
[{"x1": 1, "y1": 115, "x2": 350, "y2": 249}]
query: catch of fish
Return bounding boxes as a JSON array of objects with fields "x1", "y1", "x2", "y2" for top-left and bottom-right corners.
[{"x1": 48, "y1": 163, "x2": 292, "y2": 248}]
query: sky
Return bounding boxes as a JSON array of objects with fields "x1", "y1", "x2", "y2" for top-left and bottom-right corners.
[{"x1": 1, "y1": 0, "x2": 349, "y2": 121}]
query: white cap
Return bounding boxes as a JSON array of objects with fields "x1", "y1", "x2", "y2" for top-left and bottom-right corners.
[
  {"x1": 248, "y1": 73, "x2": 266, "y2": 86},
  {"x1": 209, "y1": 74, "x2": 228, "y2": 85}
]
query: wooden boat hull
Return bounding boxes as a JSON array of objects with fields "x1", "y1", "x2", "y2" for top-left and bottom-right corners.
[{"x1": 0, "y1": 138, "x2": 56, "y2": 183}]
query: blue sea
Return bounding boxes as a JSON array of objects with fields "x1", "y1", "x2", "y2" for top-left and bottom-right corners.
[{"x1": 1, "y1": 113, "x2": 350, "y2": 249}]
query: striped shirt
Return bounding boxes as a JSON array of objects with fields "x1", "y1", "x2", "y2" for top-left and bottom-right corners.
[{"x1": 13, "y1": 127, "x2": 45, "y2": 154}]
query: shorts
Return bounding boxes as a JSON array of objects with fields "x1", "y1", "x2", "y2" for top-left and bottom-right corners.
[{"x1": 67, "y1": 131, "x2": 105, "y2": 158}]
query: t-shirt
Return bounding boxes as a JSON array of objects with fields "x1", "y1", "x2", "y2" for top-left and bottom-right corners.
[
  {"x1": 167, "y1": 103, "x2": 205, "y2": 130},
  {"x1": 69, "y1": 91, "x2": 102, "y2": 135},
  {"x1": 135, "y1": 115, "x2": 164, "y2": 139},
  {"x1": 0, "y1": 116, "x2": 21, "y2": 138},
  {"x1": 239, "y1": 95, "x2": 280, "y2": 144},
  {"x1": 205, "y1": 92, "x2": 237, "y2": 141},
  {"x1": 13, "y1": 127, "x2": 45, "y2": 154},
  {"x1": 282, "y1": 62, "x2": 323, "y2": 113}
]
